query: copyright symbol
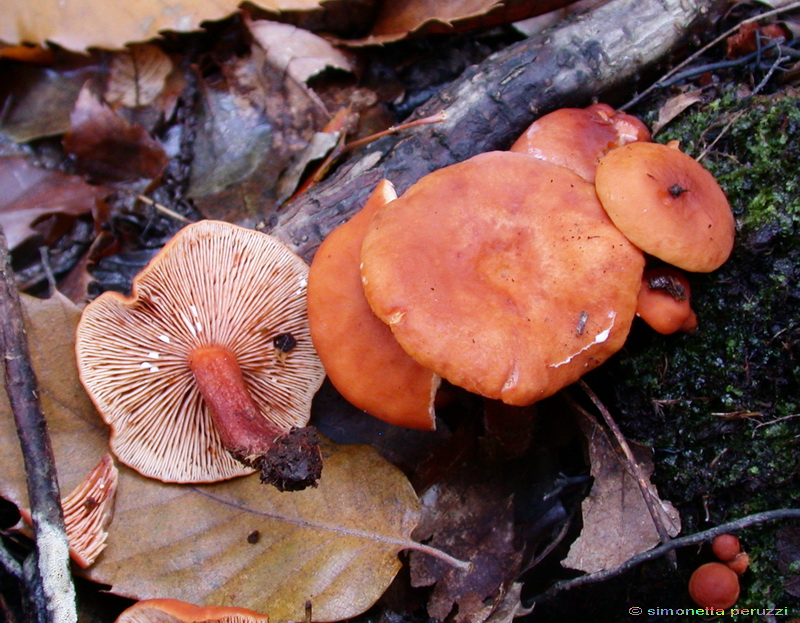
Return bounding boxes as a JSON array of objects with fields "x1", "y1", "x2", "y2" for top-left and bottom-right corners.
[{"x1": 629, "y1": 607, "x2": 643, "y2": 615}]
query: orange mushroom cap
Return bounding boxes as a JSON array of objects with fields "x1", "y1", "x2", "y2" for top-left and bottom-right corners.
[
  {"x1": 726, "y1": 551, "x2": 750, "y2": 575},
  {"x1": 360, "y1": 151, "x2": 645, "y2": 406},
  {"x1": 636, "y1": 266, "x2": 698, "y2": 334},
  {"x1": 595, "y1": 141, "x2": 735, "y2": 272},
  {"x1": 711, "y1": 533, "x2": 742, "y2": 562},
  {"x1": 76, "y1": 220, "x2": 325, "y2": 485},
  {"x1": 688, "y1": 562, "x2": 740, "y2": 609},
  {"x1": 307, "y1": 180, "x2": 440, "y2": 430},
  {"x1": 115, "y1": 598, "x2": 269, "y2": 622},
  {"x1": 509, "y1": 103, "x2": 651, "y2": 182}
]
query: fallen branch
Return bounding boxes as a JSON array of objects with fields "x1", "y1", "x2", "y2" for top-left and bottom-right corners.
[
  {"x1": 528, "y1": 508, "x2": 800, "y2": 604},
  {"x1": 0, "y1": 228, "x2": 76, "y2": 623},
  {"x1": 270, "y1": 0, "x2": 727, "y2": 262}
]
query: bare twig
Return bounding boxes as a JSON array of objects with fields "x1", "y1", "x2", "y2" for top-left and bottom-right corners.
[
  {"x1": 0, "y1": 228, "x2": 76, "y2": 623},
  {"x1": 622, "y1": 0, "x2": 800, "y2": 109},
  {"x1": 529, "y1": 508, "x2": 800, "y2": 604}
]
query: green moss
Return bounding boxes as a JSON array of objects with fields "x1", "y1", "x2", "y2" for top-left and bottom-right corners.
[{"x1": 592, "y1": 90, "x2": 800, "y2": 612}]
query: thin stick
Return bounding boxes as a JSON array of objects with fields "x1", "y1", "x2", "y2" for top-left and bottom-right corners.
[
  {"x1": 577, "y1": 381, "x2": 677, "y2": 564},
  {"x1": 0, "y1": 227, "x2": 77, "y2": 623},
  {"x1": 529, "y1": 508, "x2": 800, "y2": 604},
  {"x1": 133, "y1": 194, "x2": 192, "y2": 223}
]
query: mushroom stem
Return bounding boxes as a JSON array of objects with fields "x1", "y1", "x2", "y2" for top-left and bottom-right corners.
[{"x1": 189, "y1": 344, "x2": 322, "y2": 491}]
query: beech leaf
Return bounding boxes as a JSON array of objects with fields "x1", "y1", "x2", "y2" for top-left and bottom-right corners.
[
  {"x1": 2, "y1": 0, "x2": 326, "y2": 52},
  {"x1": 0, "y1": 292, "x2": 424, "y2": 621},
  {"x1": 562, "y1": 412, "x2": 681, "y2": 574}
]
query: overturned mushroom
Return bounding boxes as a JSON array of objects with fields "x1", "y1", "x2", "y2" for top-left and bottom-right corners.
[
  {"x1": 307, "y1": 180, "x2": 440, "y2": 430},
  {"x1": 360, "y1": 151, "x2": 645, "y2": 406},
  {"x1": 76, "y1": 220, "x2": 325, "y2": 490},
  {"x1": 509, "y1": 103, "x2": 651, "y2": 182},
  {"x1": 595, "y1": 140, "x2": 735, "y2": 272}
]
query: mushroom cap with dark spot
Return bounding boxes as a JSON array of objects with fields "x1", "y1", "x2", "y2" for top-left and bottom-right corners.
[
  {"x1": 360, "y1": 151, "x2": 645, "y2": 406},
  {"x1": 595, "y1": 141, "x2": 735, "y2": 272},
  {"x1": 76, "y1": 220, "x2": 324, "y2": 484}
]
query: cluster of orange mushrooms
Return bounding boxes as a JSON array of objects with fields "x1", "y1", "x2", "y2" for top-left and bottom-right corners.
[
  {"x1": 307, "y1": 102, "x2": 735, "y2": 431},
  {"x1": 73, "y1": 103, "x2": 733, "y2": 498},
  {"x1": 689, "y1": 534, "x2": 750, "y2": 608}
]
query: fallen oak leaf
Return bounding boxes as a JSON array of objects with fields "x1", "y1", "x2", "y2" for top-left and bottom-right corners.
[
  {"x1": 0, "y1": 156, "x2": 109, "y2": 250},
  {"x1": 0, "y1": 291, "x2": 462, "y2": 621}
]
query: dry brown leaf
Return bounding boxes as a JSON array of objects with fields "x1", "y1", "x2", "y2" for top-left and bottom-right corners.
[
  {"x1": 106, "y1": 44, "x2": 174, "y2": 108},
  {"x1": 562, "y1": 413, "x2": 681, "y2": 574},
  {"x1": 0, "y1": 59, "x2": 102, "y2": 142},
  {"x1": 351, "y1": 0, "x2": 579, "y2": 44},
  {"x1": 63, "y1": 87, "x2": 169, "y2": 182},
  {"x1": 651, "y1": 90, "x2": 704, "y2": 136},
  {"x1": 0, "y1": 156, "x2": 109, "y2": 249},
  {"x1": 187, "y1": 43, "x2": 329, "y2": 224},
  {"x1": 410, "y1": 459, "x2": 522, "y2": 623},
  {"x1": 249, "y1": 20, "x2": 355, "y2": 84},
  {"x1": 0, "y1": 292, "x2": 424, "y2": 621},
  {"x1": 2, "y1": 0, "x2": 326, "y2": 52}
]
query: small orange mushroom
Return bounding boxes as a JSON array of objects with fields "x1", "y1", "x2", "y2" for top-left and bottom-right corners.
[
  {"x1": 115, "y1": 598, "x2": 269, "y2": 622},
  {"x1": 726, "y1": 551, "x2": 750, "y2": 575},
  {"x1": 307, "y1": 180, "x2": 440, "y2": 430},
  {"x1": 688, "y1": 562, "x2": 740, "y2": 609},
  {"x1": 636, "y1": 266, "x2": 697, "y2": 334},
  {"x1": 360, "y1": 151, "x2": 645, "y2": 406},
  {"x1": 509, "y1": 103, "x2": 651, "y2": 182},
  {"x1": 595, "y1": 141, "x2": 735, "y2": 272},
  {"x1": 711, "y1": 533, "x2": 741, "y2": 562}
]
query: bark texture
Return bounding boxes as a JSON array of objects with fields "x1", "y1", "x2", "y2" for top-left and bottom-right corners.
[{"x1": 270, "y1": 0, "x2": 725, "y2": 262}]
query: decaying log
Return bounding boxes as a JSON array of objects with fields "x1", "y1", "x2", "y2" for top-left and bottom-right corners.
[{"x1": 270, "y1": 0, "x2": 726, "y2": 262}]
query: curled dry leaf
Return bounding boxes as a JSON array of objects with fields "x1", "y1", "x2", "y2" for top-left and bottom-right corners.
[
  {"x1": 248, "y1": 20, "x2": 355, "y2": 85},
  {"x1": 1, "y1": 0, "x2": 326, "y2": 52},
  {"x1": 0, "y1": 156, "x2": 109, "y2": 250},
  {"x1": 562, "y1": 411, "x2": 681, "y2": 574},
  {"x1": 0, "y1": 292, "x2": 427, "y2": 621},
  {"x1": 651, "y1": 90, "x2": 704, "y2": 136}
]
